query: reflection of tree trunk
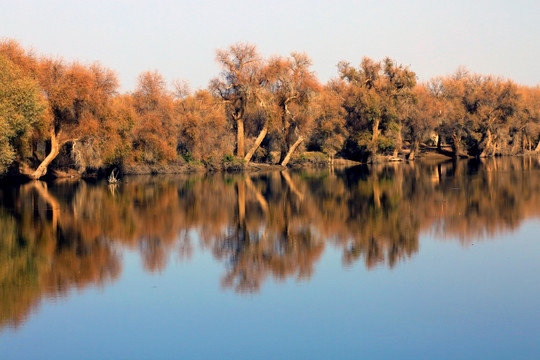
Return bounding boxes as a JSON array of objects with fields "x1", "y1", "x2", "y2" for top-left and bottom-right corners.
[
  {"x1": 281, "y1": 171, "x2": 304, "y2": 201},
  {"x1": 485, "y1": 158, "x2": 495, "y2": 199},
  {"x1": 281, "y1": 136, "x2": 304, "y2": 167},
  {"x1": 244, "y1": 123, "x2": 268, "y2": 163},
  {"x1": 236, "y1": 118, "x2": 245, "y2": 158},
  {"x1": 393, "y1": 162, "x2": 403, "y2": 197},
  {"x1": 237, "y1": 181, "x2": 245, "y2": 225},
  {"x1": 453, "y1": 159, "x2": 464, "y2": 178},
  {"x1": 32, "y1": 129, "x2": 62, "y2": 180},
  {"x1": 231, "y1": 180, "x2": 250, "y2": 264},
  {"x1": 30, "y1": 181, "x2": 60, "y2": 232},
  {"x1": 245, "y1": 176, "x2": 269, "y2": 214},
  {"x1": 372, "y1": 181, "x2": 381, "y2": 209}
]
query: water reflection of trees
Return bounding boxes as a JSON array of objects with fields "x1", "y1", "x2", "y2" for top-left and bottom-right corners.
[
  {"x1": 1, "y1": 157, "x2": 540, "y2": 328},
  {"x1": 0, "y1": 182, "x2": 121, "y2": 329}
]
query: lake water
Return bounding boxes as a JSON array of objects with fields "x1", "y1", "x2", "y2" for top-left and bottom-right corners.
[{"x1": 1, "y1": 157, "x2": 540, "y2": 359}]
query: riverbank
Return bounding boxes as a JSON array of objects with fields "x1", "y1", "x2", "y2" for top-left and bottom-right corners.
[{"x1": 4, "y1": 149, "x2": 539, "y2": 184}]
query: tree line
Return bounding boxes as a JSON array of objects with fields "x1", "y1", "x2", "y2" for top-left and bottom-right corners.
[{"x1": 1, "y1": 39, "x2": 539, "y2": 178}]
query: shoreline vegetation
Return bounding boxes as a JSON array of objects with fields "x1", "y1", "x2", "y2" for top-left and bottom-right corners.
[{"x1": 1, "y1": 39, "x2": 539, "y2": 181}]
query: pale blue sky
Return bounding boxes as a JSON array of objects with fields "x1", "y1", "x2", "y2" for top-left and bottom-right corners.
[{"x1": 1, "y1": 0, "x2": 538, "y2": 91}]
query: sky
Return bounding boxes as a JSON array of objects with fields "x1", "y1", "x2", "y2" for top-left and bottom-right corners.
[{"x1": 1, "y1": 0, "x2": 538, "y2": 92}]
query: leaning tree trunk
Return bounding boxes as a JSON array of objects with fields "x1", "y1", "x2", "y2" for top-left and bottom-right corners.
[
  {"x1": 32, "y1": 129, "x2": 62, "y2": 180},
  {"x1": 245, "y1": 176, "x2": 269, "y2": 214},
  {"x1": 535, "y1": 139, "x2": 540, "y2": 152},
  {"x1": 236, "y1": 118, "x2": 245, "y2": 158},
  {"x1": 408, "y1": 139, "x2": 419, "y2": 160},
  {"x1": 244, "y1": 123, "x2": 268, "y2": 164},
  {"x1": 31, "y1": 181, "x2": 60, "y2": 232},
  {"x1": 280, "y1": 136, "x2": 304, "y2": 167}
]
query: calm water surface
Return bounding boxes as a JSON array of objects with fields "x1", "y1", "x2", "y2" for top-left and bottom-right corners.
[{"x1": 1, "y1": 158, "x2": 540, "y2": 359}]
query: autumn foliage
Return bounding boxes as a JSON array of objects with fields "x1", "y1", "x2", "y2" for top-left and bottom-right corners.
[{"x1": 1, "y1": 39, "x2": 539, "y2": 178}]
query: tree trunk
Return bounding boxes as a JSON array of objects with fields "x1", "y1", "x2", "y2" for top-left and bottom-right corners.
[
  {"x1": 244, "y1": 123, "x2": 268, "y2": 163},
  {"x1": 393, "y1": 125, "x2": 402, "y2": 159},
  {"x1": 522, "y1": 134, "x2": 528, "y2": 153},
  {"x1": 372, "y1": 119, "x2": 380, "y2": 141},
  {"x1": 451, "y1": 132, "x2": 467, "y2": 158},
  {"x1": 280, "y1": 136, "x2": 304, "y2": 167},
  {"x1": 408, "y1": 140, "x2": 419, "y2": 160},
  {"x1": 479, "y1": 129, "x2": 493, "y2": 158},
  {"x1": 510, "y1": 133, "x2": 520, "y2": 154},
  {"x1": 371, "y1": 118, "x2": 380, "y2": 146},
  {"x1": 236, "y1": 118, "x2": 245, "y2": 158},
  {"x1": 535, "y1": 139, "x2": 540, "y2": 152},
  {"x1": 32, "y1": 129, "x2": 61, "y2": 180}
]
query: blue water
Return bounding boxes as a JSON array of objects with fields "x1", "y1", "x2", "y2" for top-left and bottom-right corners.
[{"x1": 2, "y1": 220, "x2": 539, "y2": 360}]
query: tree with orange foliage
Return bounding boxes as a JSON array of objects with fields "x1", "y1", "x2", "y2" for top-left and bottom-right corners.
[
  {"x1": 210, "y1": 43, "x2": 262, "y2": 158},
  {"x1": 310, "y1": 82, "x2": 348, "y2": 162},
  {"x1": 130, "y1": 71, "x2": 178, "y2": 163},
  {"x1": 506, "y1": 85, "x2": 540, "y2": 154},
  {"x1": 29, "y1": 59, "x2": 119, "y2": 178},
  {"x1": 176, "y1": 89, "x2": 233, "y2": 163},
  {"x1": 433, "y1": 70, "x2": 522, "y2": 157},
  {"x1": 339, "y1": 57, "x2": 416, "y2": 161},
  {"x1": 402, "y1": 84, "x2": 440, "y2": 160},
  {"x1": 268, "y1": 53, "x2": 320, "y2": 166}
]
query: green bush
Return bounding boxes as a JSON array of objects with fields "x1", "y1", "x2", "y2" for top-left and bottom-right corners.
[
  {"x1": 222, "y1": 154, "x2": 235, "y2": 163},
  {"x1": 182, "y1": 152, "x2": 195, "y2": 163}
]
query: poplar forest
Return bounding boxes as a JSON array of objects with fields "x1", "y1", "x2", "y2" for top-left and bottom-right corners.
[
  {"x1": 3, "y1": 36, "x2": 540, "y2": 360},
  {"x1": 1, "y1": 39, "x2": 539, "y2": 179}
]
